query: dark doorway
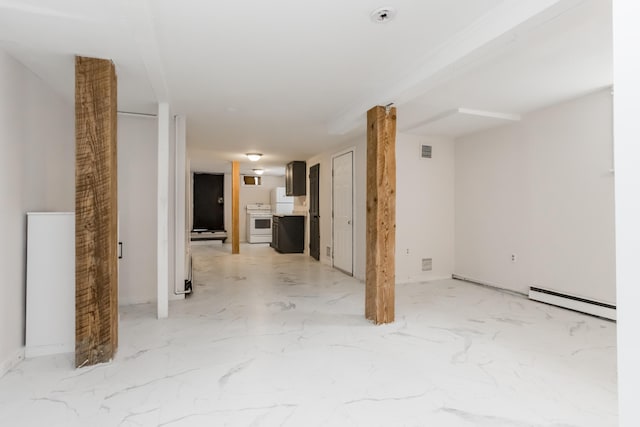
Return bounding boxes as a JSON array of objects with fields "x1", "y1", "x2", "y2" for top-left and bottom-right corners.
[
  {"x1": 193, "y1": 173, "x2": 225, "y2": 231},
  {"x1": 309, "y1": 164, "x2": 320, "y2": 261}
]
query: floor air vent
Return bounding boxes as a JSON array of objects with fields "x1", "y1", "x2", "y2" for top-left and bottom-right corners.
[{"x1": 528, "y1": 286, "x2": 616, "y2": 320}]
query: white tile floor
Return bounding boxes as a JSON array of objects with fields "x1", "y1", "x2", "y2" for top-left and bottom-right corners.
[{"x1": 0, "y1": 243, "x2": 617, "y2": 426}]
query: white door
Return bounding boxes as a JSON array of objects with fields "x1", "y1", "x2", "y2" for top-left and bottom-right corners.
[
  {"x1": 332, "y1": 151, "x2": 354, "y2": 275},
  {"x1": 117, "y1": 115, "x2": 158, "y2": 305}
]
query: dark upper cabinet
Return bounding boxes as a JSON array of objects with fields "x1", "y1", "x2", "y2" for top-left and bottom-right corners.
[{"x1": 286, "y1": 161, "x2": 306, "y2": 196}]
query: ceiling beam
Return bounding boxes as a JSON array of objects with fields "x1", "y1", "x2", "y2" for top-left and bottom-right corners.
[
  {"x1": 403, "y1": 107, "x2": 521, "y2": 132},
  {"x1": 328, "y1": 0, "x2": 584, "y2": 136},
  {"x1": 122, "y1": 0, "x2": 169, "y2": 103}
]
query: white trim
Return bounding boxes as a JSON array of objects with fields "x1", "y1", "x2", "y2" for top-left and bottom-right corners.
[
  {"x1": 0, "y1": 348, "x2": 24, "y2": 378},
  {"x1": 117, "y1": 111, "x2": 157, "y2": 118},
  {"x1": 452, "y1": 274, "x2": 527, "y2": 296},
  {"x1": 157, "y1": 103, "x2": 170, "y2": 319},
  {"x1": 174, "y1": 115, "x2": 187, "y2": 295},
  {"x1": 396, "y1": 275, "x2": 453, "y2": 285},
  {"x1": 331, "y1": 146, "x2": 356, "y2": 276}
]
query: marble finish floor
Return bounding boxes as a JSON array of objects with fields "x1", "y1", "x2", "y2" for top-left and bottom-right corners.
[{"x1": 0, "y1": 243, "x2": 617, "y2": 426}]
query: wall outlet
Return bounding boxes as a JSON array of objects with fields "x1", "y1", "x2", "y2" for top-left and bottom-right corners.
[
  {"x1": 326, "y1": 246, "x2": 331, "y2": 257},
  {"x1": 511, "y1": 254, "x2": 517, "y2": 263},
  {"x1": 422, "y1": 258, "x2": 433, "y2": 271}
]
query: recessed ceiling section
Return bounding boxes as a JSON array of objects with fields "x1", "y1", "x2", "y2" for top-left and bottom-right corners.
[
  {"x1": 406, "y1": 108, "x2": 521, "y2": 138},
  {"x1": 399, "y1": 0, "x2": 611, "y2": 137}
]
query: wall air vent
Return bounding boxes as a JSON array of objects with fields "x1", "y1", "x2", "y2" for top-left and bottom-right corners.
[
  {"x1": 421, "y1": 145, "x2": 432, "y2": 159},
  {"x1": 422, "y1": 258, "x2": 433, "y2": 271}
]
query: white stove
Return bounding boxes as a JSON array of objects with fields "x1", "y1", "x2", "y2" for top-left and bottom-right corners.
[{"x1": 246, "y1": 204, "x2": 272, "y2": 243}]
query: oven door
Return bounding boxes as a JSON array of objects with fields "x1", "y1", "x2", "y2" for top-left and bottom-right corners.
[{"x1": 251, "y1": 215, "x2": 272, "y2": 235}]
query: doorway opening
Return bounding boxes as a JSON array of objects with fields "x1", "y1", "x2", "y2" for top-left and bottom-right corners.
[{"x1": 191, "y1": 173, "x2": 227, "y2": 242}]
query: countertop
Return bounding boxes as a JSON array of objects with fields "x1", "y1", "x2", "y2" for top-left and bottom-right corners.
[{"x1": 272, "y1": 213, "x2": 306, "y2": 217}]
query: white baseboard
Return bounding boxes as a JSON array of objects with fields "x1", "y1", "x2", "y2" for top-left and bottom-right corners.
[
  {"x1": 397, "y1": 275, "x2": 453, "y2": 285},
  {"x1": 1, "y1": 347, "x2": 25, "y2": 378},
  {"x1": 451, "y1": 274, "x2": 528, "y2": 296},
  {"x1": 452, "y1": 274, "x2": 616, "y2": 320}
]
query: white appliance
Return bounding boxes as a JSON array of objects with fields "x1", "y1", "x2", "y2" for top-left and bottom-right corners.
[
  {"x1": 271, "y1": 187, "x2": 294, "y2": 214},
  {"x1": 246, "y1": 203, "x2": 273, "y2": 243}
]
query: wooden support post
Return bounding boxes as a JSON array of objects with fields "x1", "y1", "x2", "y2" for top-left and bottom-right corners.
[
  {"x1": 232, "y1": 161, "x2": 240, "y2": 254},
  {"x1": 75, "y1": 56, "x2": 118, "y2": 367},
  {"x1": 365, "y1": 105, "x2": 396, "y2": 324}
]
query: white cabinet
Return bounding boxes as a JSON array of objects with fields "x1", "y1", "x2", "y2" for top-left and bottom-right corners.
[{"x1": 25, "y1": 212, "x2": 75, "y2": 358}]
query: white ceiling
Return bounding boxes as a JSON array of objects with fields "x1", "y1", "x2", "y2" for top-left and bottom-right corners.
[{"x1": 0, "y1": 0, "x2": 611, "y2": 173}]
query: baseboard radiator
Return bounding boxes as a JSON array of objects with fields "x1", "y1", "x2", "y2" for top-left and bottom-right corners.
[{"x1": 528, "y1": 286, "x2": 616, "y2": 321}]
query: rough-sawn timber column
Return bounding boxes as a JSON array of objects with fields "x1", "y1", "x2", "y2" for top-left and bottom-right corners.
[
  {"x1": 75, "y1": 56, "x2": 118, "y2": 367},
  {"x1": 365, "y1": 105, "x2": 396, "y2": 324}
]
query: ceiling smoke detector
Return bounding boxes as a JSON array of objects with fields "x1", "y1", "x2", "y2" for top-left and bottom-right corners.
[{"x1": 370, "y1": 7, "x2": 396, "y2": 23}]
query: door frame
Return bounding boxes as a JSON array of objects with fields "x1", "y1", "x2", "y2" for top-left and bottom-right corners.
[{"x1": 331, "y1": 147, "x2": 356, "y2": 275}]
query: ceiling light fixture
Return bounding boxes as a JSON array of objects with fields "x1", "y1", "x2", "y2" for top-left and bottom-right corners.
[
  {"x1": 246, "y1": 153, "x2": 262, "y2": 161},
  {"x1": 370, "y1": 7, "x2": 396, "y2": 23},
  {"x1": 253, "y1": 168, "x2": 264, "y2": 175}
]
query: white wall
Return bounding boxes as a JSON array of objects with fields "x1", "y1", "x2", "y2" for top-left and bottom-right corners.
[
  {"x1": 305, "y1": 143, "x2": 365, "y2": 277},
  {"x1": 306, "y1": 132, "x2": 455, "y2": 283},
  {"x1": 613, "y1": 2, "x2": 640, "y2": 425},
  {"x1": 455, "y1": 89, "x2": 616, "y2": 302},
  {"x1": 22, "y1": 84, "x2": 75, "y2": 212},
  {"x1": 354, "y1": 140, "x2": 367, "y2": 281},
  {"x1": 396, "y1": 134, "x2": 455, "y2": 283},
  {"x1": 117, "y1": 115, "x2": 158, "y2": 305},
  {"x1": 0, "y1": 49, "x2": 74, "y2": 376},
  {"x1": 306, "y1": 151, "x2": 335, "y2": 267}
]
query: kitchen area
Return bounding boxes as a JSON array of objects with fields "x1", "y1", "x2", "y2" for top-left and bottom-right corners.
[{"x1": 246, "y1": 161, "x2": 307, "y2": 254}]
